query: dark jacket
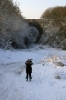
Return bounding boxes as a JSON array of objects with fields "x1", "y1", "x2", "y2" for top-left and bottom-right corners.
[{"x1": 25, "y1": 60, "x2": 33, "y2": 73}]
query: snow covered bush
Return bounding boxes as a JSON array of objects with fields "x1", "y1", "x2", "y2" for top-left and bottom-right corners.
[
  {"x1": 27, "y1": 26, "x2": 39, "y2": 43},
  {"x1": 40, "y1": 6, "x2": 66, "y2": 49},
  {"x1": 0, "y1": 0, "x2": 39, "y2": 49},
  {"x1": 10, "y1": 26, "x2": 39, "y2": 49}
]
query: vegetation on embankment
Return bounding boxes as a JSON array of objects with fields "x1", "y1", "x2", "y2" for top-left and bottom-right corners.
[
  {"x1": 0, "y1": 0, "x2": 39, "y2": 49},
  {"x1": 40, "y1": 6, "x2": 66, "y2": 50}
]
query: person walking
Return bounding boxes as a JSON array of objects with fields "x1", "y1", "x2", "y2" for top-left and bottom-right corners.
[{"x1": 25, "y1": 59, "x2": 33, "y2": 81}]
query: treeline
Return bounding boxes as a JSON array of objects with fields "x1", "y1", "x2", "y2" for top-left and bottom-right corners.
[
  {"x1": 40, "y1": 6, "x2": 66, "y2": 50},
  {"x1": 0, "y1": 1, "x2": 66, "y2": 50},
  {"x1": 0, "y1": 0, "x2": 39, "y2": 49}
]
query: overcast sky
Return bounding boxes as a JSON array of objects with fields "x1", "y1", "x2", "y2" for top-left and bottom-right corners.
[{"x1": 13, "y1": 0, "x2": 66, "y2": 19}]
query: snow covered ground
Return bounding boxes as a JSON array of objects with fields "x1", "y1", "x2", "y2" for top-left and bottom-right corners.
[{"x1": 0, "y1": 45, "x2": 66, "y2": 100}]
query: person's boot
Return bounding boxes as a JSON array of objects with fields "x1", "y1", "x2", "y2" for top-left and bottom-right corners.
[
  {"x1": 25, "y1": 77, "x2": 27, "y2": 79},
  {"x1": 31, "y1": 77, "x2": 32, "y2": 79},
  {"x1": 26, "y1": 78, "x2": 28, "y2": 81},
  {"x1": 26, "y1": 77, "x2": 28, "y2": 81}
]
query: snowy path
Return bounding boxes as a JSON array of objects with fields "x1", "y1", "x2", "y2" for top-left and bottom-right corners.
[
  {"x1": 0, "y1": 46, "x2": 66, "y2": 100},
  {"x1": 0, "y1": 62, "x2": 66, "y2": 100}
]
